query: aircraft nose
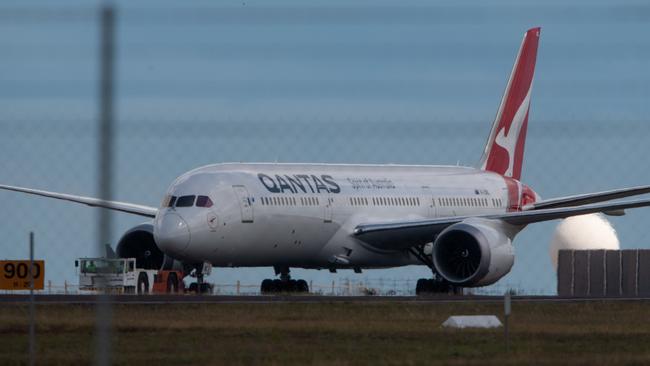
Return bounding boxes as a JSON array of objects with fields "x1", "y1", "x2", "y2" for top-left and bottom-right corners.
[{"x1": 154, "y1": 212, "x2": 191, "y2": 255}]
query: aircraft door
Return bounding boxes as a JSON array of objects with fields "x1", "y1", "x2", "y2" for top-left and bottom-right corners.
[
  {"x1": 422, "y1": 186, "x2": 437, "y2": 218},
  {"x1": 323, "y1": 196, "x2": 333, "y2": 223},
  {"x1": 232, "y1": 185, "x2": 254, "y2": 223}
]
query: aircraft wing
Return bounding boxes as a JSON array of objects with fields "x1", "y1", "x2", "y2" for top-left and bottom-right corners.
[
  {"x1": 0, "y1": 184, "x2": 158, "y2": 218},
  {"x1": 528, "y1": 185, "x2": 650, "y2": 210},
  {"x1": 353, "y1": 198, "x2": 650, "y2": 250}
]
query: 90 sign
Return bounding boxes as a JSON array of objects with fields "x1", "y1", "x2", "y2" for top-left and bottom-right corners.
[{"x1": 0, "y1": 260, "x2": 45, "y2": 290}]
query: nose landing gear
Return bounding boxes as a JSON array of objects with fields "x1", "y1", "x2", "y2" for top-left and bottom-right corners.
[
  {"x1": 260, "y1": 267, "x2": 309, "y2": 294},
  {"x1": 188, "y1": 262, "x2": 214, "y2": 294}
]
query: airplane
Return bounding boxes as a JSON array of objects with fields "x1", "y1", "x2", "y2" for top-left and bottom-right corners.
[{"x1": 3, "y1": 27, "x2": 650, "y2": 295}]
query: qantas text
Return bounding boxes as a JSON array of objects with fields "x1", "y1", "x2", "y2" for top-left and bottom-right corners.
[{"x1": 258, "y1": 173, "x2": 341, "y2": 194}]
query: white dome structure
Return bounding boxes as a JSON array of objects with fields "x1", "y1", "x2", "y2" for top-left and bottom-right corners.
[{"x1": 549, "y1": 213, "x2": 620, "y2": 269}]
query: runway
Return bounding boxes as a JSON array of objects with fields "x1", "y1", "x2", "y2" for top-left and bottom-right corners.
[{"x1": 2, "y1": 294, "x2": 650, "y2": 304}]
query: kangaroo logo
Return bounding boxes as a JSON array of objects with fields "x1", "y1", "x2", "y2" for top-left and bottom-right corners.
[{"x1": 493, "y1": 87, "x2": 532, "y2": 177}]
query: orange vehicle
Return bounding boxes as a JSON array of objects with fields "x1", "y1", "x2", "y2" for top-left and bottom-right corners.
[{"x1": 152, "y1": 270, "x2": 185, "y2": 293}]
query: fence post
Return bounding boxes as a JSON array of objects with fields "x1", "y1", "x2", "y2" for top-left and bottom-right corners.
[
  {"x1": 236, "y1": 280, "x2": 240, "y2": 295},
  {"x1": 29, "y1": 232, "x2": 35, "y2": 366},
  {"x1": 504, "y1": 291, "x2": 511, "y2": 352},
  {"x1": 95, "y1": 7, "x2": 116, "y2": 365}
]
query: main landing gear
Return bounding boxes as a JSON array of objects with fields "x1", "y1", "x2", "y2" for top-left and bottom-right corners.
[
  {"x1": 415, "y1": 277, "x2": 460, "y2": 295},
  {"x1": 260, "y1": 267, "x2": 309, "y2": 294},
  {"x1": 410, "y1": 245, "x2": 462, "y2": 296}
]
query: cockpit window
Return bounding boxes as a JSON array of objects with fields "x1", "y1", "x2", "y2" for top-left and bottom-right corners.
[
  {"x1": 196, "y1": 195, "x2": 213, "y2": 208},
  {"x1": 167, "y1": 196, "x2": 177, "y2": 207},
  {"x1": 175, "y1": 195, "x2": 195, "y2": 207}
]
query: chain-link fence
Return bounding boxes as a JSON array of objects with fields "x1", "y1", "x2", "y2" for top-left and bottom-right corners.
[{"x1": 3, "y1": 2, "x2": 650, "y2": 293}]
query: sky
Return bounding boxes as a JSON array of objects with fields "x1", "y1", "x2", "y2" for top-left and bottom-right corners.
[{"x1": 1, "y1": 0, "x2": 649, "y2": 294}]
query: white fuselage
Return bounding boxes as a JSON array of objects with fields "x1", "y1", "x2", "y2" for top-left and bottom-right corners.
[{"x1": 153, "y1": 163, "x2": 514, "y2": 269}]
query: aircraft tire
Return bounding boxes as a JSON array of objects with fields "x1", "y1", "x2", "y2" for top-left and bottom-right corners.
[
  {"x1": 272, "y1": 279, "x2": 282, "y2": 292},
  {"x1": 188, "y1": 282, "x2": 198, "y2": 293},
  {"x1": 261, "y1": 279, "x2": 273, "y2": 294},
  {"x1": 287, "y1": 279, "x2": 298, "y2": 292},
  {"x1": 296, "y1": 279, "x2": 309, "y2": 293},
  {"x1": 199, "y1": 283, "x2": 212, "y2": 294},
  {"x1": 416, "y1": 279, "x2": 426, "y2": 295}
]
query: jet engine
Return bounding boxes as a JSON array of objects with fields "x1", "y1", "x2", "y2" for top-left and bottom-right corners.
[
  {"x1": 116, "y1": 223, "x2": 183, "y2": 271},
  {"x1": 432, "y1": 219, "x2": 515, "y2": 287}
]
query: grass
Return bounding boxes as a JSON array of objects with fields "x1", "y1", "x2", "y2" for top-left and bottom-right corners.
[{"x1": 1, "y1": 300, "x2": 650, "y2": 365}]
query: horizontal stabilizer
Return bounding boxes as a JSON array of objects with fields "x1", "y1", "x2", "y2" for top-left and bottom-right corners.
[{"x1": 529, "y1": 185, "x2": 650, "y2": 210}]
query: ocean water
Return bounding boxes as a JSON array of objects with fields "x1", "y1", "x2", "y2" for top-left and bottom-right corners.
[{"x1": 1, "y1": 0, "x2": 649, "y2": 294}]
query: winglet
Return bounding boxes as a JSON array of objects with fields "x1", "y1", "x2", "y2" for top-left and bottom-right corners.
[{"x1": 479, "y1": 27, "x2": 541, "y2": 181}]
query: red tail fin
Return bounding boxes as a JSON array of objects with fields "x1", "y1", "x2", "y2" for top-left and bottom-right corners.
[{"x1": 479, "y1": 27, "x2": 540, "y2": 181}]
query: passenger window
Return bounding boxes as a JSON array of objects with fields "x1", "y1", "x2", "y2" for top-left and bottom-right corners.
[
  {"x1": 176, "y1": 195, "x2": 195, "y2": 207},
  {"x1": 196, "y1": 195, "x2": 213, "y2": 208}
]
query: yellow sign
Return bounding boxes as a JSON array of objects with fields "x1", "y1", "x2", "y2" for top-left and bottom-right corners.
[{"x1": 0, "y1": 260, "x2": 45, "y2": 290}]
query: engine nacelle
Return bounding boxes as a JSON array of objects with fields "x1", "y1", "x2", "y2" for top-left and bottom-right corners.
[
  {"x1": 116, "y1": 223, "x2": 184, "y2": 271},
  {"x1": 432, "y1": 219, "x2": 515, "y2": 287}
]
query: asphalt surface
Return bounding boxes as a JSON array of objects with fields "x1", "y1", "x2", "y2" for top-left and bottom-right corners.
[{"x1": 2, "y1": 294, "x2": 650, "y2": 304}]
